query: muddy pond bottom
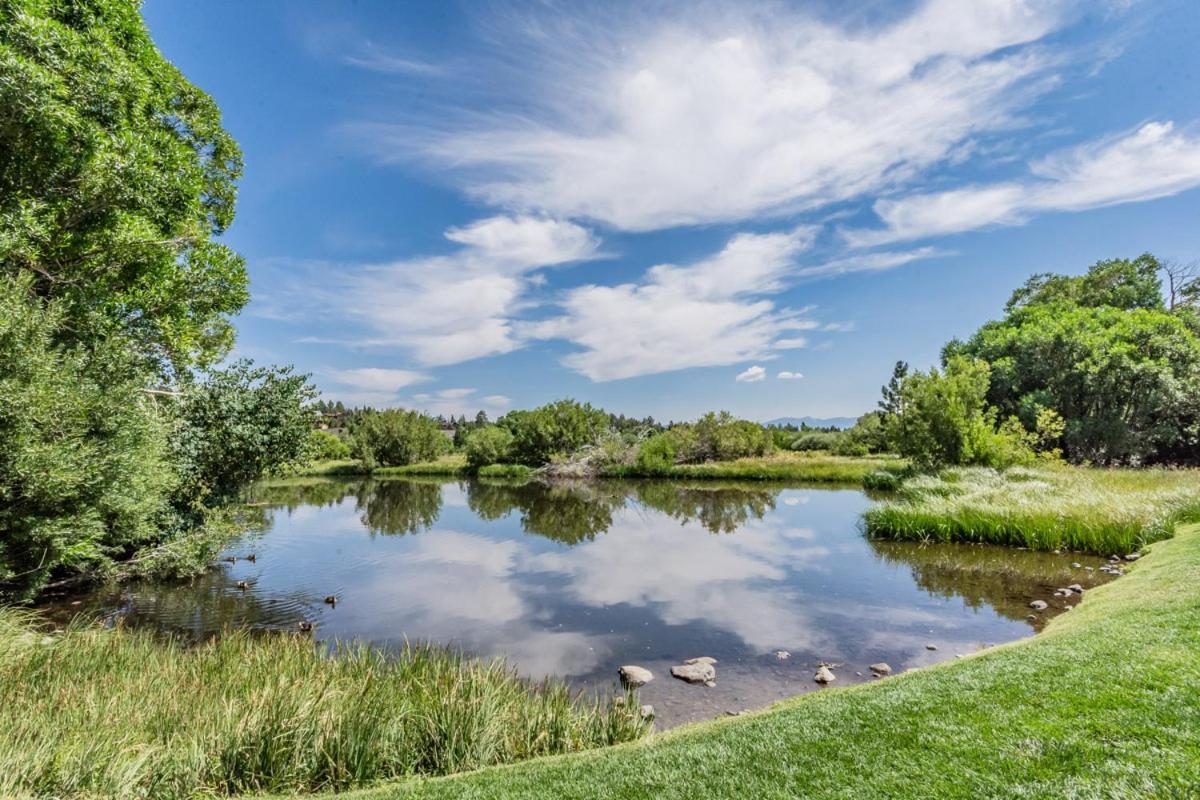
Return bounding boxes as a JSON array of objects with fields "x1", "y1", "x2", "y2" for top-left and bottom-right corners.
[{"x1": 44, "y1": 478, "x2": 1114, "y2": 728}]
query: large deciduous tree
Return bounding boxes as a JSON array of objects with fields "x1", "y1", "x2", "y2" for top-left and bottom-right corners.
[
  {"x1": 1, "y1": 0, "x2": 247, "y2": 374},
  {"x1": 950, "y1": 255, "x2": 1200, "y2": 464}
]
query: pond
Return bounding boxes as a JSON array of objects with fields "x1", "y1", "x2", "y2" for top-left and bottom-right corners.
[{"x1": 45, "y1": 477, "x2": 1115, "y2": 728}]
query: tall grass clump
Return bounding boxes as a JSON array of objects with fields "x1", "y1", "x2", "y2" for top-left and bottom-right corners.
[
  {"x1": 0, "y1": 610, "x2": 646, "y2": 799},
  {"x1": 864, "y1": 466, "x2": 1200, "y2": 554}
]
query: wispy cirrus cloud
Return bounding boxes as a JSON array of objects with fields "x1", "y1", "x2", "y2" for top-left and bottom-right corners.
[
  {"x1": 362, "y1": 0, "x2": 1070, "y2": 231},
  {"x1": 846, "y1": 122, "x2": 1200, "y2": 245}
]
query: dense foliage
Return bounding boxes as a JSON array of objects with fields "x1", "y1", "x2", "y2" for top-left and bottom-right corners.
[
  {"x1": 948, "y1": 255, "x2": 1200, "y2": 464},
  {"x1": 463, "y1": 425, "x2": 515, "y2": 469},
  {"x1": 306, "y1": 429, "x2": 350, "y2": 461},
  {"x1": 170, "y1": 361, "x2": 316, "y2": 510},
  {"x1": 885, "y1": 254, "x2": 1200, "y2": 467},
  {"x1": 0, "y1": 3, "x2": 321, "y2": 600},
  {"x1": 499, "y1": 400, "x2": 610, "y2": 466},
  {"x1": 0, "y1": 278, "x2": 172, "y2": 600},
  {"x1": 351, "y1": 409, "x2": 448, "y2": 468},
  {"x1": 1, "y1": 0, "x2": 248, "y2": 375}
]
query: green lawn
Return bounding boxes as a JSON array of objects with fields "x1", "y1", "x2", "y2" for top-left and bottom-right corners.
[{"x1": 324, "y1": 523, "x2": 1200, "y2": 800}]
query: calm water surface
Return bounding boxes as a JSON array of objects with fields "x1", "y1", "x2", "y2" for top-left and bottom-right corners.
[{"x1": 48, "y1": 478, "x2": 1114, "y2": 727}]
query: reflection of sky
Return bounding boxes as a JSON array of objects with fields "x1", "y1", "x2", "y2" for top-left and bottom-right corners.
[{"x1": 95, "y1": 479, "x2": 1081, "y2": 716}]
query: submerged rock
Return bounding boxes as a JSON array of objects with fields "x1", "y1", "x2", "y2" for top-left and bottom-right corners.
[
  {"x1": 671, "y1": 662, "x2": 716, "y2": 684},
  {"x1": 1125, "y1": 552, "x2": 1142, "y2": 561},
  {"x1": 870, "y1": 662, "x2": 892, "y2": 676},
  {"x1": 618, "y1": 665, "x2": 653, "y2": 688},
  {"x1": 1068, "y1": 584, "x2": 1084, "y2": 594},
  {"x1": 639, "y1": 704, "x2": 655, "y2": 720},
  {"x1": 925, "y1": 644, "x2": 938, "y2": 651},
  {"x1": 774, "y1": 650, "x2": 791, "y2": 660},
  {"x1": 814, "y1": 665, "x2": 836, "y2": 684},
  {"x1": 1029, "y1": 600, "x2": 1048, "y2": 610},
  {"x1": 685, "y1": 656, "x2": 718, "y2": 666}
]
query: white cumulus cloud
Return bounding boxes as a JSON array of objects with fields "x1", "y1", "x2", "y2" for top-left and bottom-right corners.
[
  {"x1": 777, "y1": 371, "x2": 804, "y2": 381},
  {"x1": 736, "y1": 365, "x2": 767, "y2": 383},
  {"x1": 527, "y1": 228, "x2": 819, "y2": 381}
]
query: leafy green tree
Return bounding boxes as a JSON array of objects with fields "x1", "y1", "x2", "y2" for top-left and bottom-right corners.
[
  {"x1": 170, "y1": 361, "x2": 317, "y2": 509},
  {"x1": 886, "y1": 357, "x2": 1033, "y2": 469},
  {"x1": 0, "y1": 278, "x2": 173, "y2": 600},
  {"x1": 463, "y1": 425, "x2": 515, "y2": 468},
  {"x1": 499, "y1": 399, "x2": 610, "y2": 466},
  {"x1": 635, "y1": 432, "x2": 678, "y2": 473},
  {"x1": 878, "y1": 361, "x2": 909, "y2": 418},
  {"x1": 837, "y1": 411, "x2": 888, "y2": 455},
  {"x1": 957, "y1": 257, "x2": 1200, "y2": 463},
  {"x1": 1, "y1": 0, "x2": 248, "y2": 374},
  {"x1": 351, "y1": 409, "x2": 448, "y2": 468}
]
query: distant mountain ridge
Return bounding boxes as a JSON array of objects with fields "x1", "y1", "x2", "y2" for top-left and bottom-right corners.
[{"x1": 765, "y1": 416, "x2": 858, "y2": 430}]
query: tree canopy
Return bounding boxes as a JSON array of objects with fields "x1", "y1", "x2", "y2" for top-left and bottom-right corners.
[
  {"x1": 1, "y1": 0, "x2": 247, "y2": 374},
  {"x1": 945, "y1": 255, "x2": 1200, "y2": 464}
]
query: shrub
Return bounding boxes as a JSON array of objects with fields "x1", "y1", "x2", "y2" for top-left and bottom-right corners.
[
  {"x1": 464, "y1": 425, "x2": 515, "y2": 468},
  {"x1": 351, "y1": 409, "x2": 448, "y2": 468},
  {"x1": 692, "y1": 412, "x2": 773, "y2": 461},
  {"x1": 635, "y1": 432, "x2": 678, "y2": 473},
  {"x1": 886, "y1": 357, "x2": 1034, "y2": 470},
  {"x1": 790, "y1": 431, "x2": 842, "y2": 452},
  {"x1": 170, "y1": 361, "x2": 317, "y2": 509},
  {"x1": 0, "y1": 279, "x2": 174, "y2": 601},
  {"x1": 306, "y1": 428, "x2": 351, "y2": 461},
  {"x1": 500, "y1": 400, "x2": 610, "y2": 466}
]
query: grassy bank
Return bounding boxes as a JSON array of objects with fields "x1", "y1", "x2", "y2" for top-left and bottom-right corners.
[
  {"x1": 287, "y1": 453, "x2": 904, "y2": 486},
  {"x1": 601, "y1": 452, "x2": 907, "y2": 484},
  {"x1": 318, "y1": 522, "x2": 1200, "y2": 800},
  {"x1": 0, "y1": 619, "x2": 645, "y2": 799},
  {"x1": 865, "y1": 465, "x2": 1200, "y2": 554}
]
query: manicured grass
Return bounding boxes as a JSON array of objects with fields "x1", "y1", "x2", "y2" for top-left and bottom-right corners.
[
  {"x1": 602, "y1": 451, "x2": 908, "y2": 484},
  {"x1": 0, "y1": 618, "x2": 645, "y2": 799},
  {"x1": 318, "y1": 523, "x2": 1200, "y2": 800},
  {"x1": 865, "y1": 465, "x2": 1200, "y2": 554}
]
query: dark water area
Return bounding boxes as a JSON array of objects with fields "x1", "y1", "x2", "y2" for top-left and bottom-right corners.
[{"x1": 42, "y1": 477, "x2": 1115, "y2": 727}]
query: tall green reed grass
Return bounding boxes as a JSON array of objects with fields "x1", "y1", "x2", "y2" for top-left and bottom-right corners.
[
  {"x1": 0, "y1": 611, "x2": 646, "y2": 799},
  {"x1": 864, "y1": 466, "x2": 1200, "y2": 554}
]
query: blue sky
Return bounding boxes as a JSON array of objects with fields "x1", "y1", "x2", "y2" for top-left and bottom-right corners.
[{"x1": 143, "y1": 0, "x2": 1200, "y2": 422}]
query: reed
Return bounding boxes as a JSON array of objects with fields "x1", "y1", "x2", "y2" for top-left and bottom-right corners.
[
  {"x1": 864, "y1": 465, "x2": 1200, "y2": 554},
  {"x1": 0, "y1": 612, "x2": 646, "y2": 799}
]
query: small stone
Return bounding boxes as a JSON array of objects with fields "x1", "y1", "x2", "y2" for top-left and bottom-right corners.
[
  {"x1": 1124, "y1": 552, "x2": 1141, "y2": 562},
  {"x1": 1084, "y1": 566, "x2": 1094, "y2": 572},
  {"x1": 685, "y1": 656, "x2": 718, "y2": 666},
  {"x1": 1053, "y1": 588, "x2": 1071, "y2": 598},
  {"x1": 870, "y1": 662, "x2": 892, "y2": 676},
  {"x1": 1026, "y1": 614, "x2": 1037, "y2": 620},
  {"x1": 855, "y1": 671, "x2": 863, "y2": 676},
  {"x1": 639, "y1": 704, "x2": 655, "y2": 720},
  {"x1": 704, "y1": 680, "x2": 716, "y2": 688},
  {"x1": 1071, "y1": 562, "x2": 1082, "y2": 568},
  {"x1": 671, "y1": 662, "x2": 716, "y2": 684},
  {"x1": 1067, "y1": 584, "x2": 1084, "y2": 594},
  {"x1": 618, "y1": 665, "x2": 654, "y2": 688},
  {"x1": 1109, "y1": 555, "x2": 1121, "y2": 563},
  {"x1": 1052, "y1": 549, "x2": 1061, "y2": 555},
  {"x1": 1029, "y1": 600, "x2": 1048, "y2": 610},
  {"x1": 814, "y1": 665, "x2": 837, "y2": 684},
  {"x1": 773, "y1": 650, "x2": 791, "y2": 660},
  {"x1": 925, "y1": 644, "x2": 938, "y2": 651}
]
